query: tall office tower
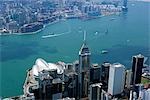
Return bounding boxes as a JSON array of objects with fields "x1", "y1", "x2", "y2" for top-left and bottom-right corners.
[
  {"x1": 89, "y1": 83, "x2": 102, "y2": 100},
  {"x1": 125, "y1": 70, "x2": 132, "y2": 89},
  {"x1": 78, "y1": 31, "x2": 91, "y2": 98},
  {"x1": 101, "y1": 62, "x2": 111, "y2": 90},
  {"x1": 38, "y1": 71, "x2": 63, "y2": 100},
  {"x1": 108, "y1": 63, "x2": 125, "y2": 96},
  {"x1": 51, "y1": 79, "x2": 63, "y2": 100},
  {"x1": 90, "y1": 64, "x2": 101, "y2": 84},
  {"x1": 79, "y1": 31, "x2": 91, "y2": 71},
  {"x1": 131, "y1": 54, "x2": 144, "y2": 85},
  {"x1": 63, "y1": 63, "x2": 78, "y2": 98},
  {"x1": 38, "y1": 70, "x2": 53, "y2": 99}
]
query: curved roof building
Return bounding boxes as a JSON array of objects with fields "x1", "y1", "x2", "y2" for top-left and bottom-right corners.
[{"x1": 32, "y1": 58, "x2": 64, "y2": 76}]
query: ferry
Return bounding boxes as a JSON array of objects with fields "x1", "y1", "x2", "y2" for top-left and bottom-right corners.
[{"x1": 101, "y1": 50, "x2": 108, "y2": 54}]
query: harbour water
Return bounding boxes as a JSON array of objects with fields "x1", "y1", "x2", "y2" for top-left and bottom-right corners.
[{"x1": 0, "y1": 1, "x2": 150, "y2": 98}]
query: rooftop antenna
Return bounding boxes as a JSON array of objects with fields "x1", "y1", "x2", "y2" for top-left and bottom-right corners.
[{"x1": 83, "y1": 30, "x2": 87, "y2": 44}]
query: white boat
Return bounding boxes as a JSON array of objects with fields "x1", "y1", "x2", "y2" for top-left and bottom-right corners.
[
  {"x1": 95, "y1": 31, "x2": 98, "y2": 35},
  {"x1": 42, "y1": 33, "x2": 56, "y2": 38},
  {"x1": 101, "y1": 50, "x2": 108, "y2": 54},
  {"x1": 110, "y1": 18, "x2": 116, "y2": 21},
  {"x1": 131, "y1": 4, "x2": 135, "y2": 6}
]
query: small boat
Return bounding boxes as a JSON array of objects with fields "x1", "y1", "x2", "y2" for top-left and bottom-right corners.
[
  {"x1": 126, "y1": 39, "x2": 130, "y2": 42},
  {"x1": 101, "y1": 50, "x2": 108, "y2": 54},
  {"x1": 110, "y1": 18, "x2": 116, "y2": 21},
  {"x1": 131, "y1": 4, "x2": 135, "y2": 6},
  {"x1": 95, "y1": 31, "x2": 98, "y2": 35},
  {"x1": 105, "y1": 29, "x2": 108, "y2": 35}
]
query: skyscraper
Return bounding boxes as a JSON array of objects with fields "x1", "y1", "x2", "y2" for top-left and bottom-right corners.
[
  {"x1": 131, "y1": 54, "x2": 144, "y2": 85},
  {"x1": 101, "y1": 62, "x2": 111, "y2": 90},
  {"x1": 90, "y1": 64, "x2": 101, "y2": 84},
  {"x1": 79, "y1": 31, "x2": 91, "y2": 71},
  {"x1": 90, "y1": 83, "x2": 102, "y2": 100},
  {"x1": 125, "y1": 70, "x2": 132, "y2": 89},
  {"x1": 64, "y1": 63, "x2": 78, "y2": 98},
  {"x1": 108, "y1": 63, "x2": 125, "y2": 96},
  {"x1": 78, "y1": 31, "x2": 91, "y2": 98}
]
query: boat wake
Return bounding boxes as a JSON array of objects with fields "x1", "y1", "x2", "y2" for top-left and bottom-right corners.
[
  {"x1": 42, "y1": 30, "x2": 71, "y2": 39},
  {"x1": 42, "y1": 22, "x2": 71, "y2": 39},
  {"x1": 42, "y1": 33, "x2": 65, "y2": 38}
]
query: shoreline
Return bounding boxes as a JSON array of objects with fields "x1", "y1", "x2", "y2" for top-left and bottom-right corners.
[
  {"x1": 136, "y1": 0, "x2": 150, "y2": 2},
  {"x1": 0, "y1": 19, "x2": 61, "y2": 36},
  {"x1": 0, "y1": 13, "x2": 120, "y2": 36}
]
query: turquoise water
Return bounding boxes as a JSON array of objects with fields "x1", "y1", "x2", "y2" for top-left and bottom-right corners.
[{"x1": 0, "y1": 1, "x2": 150, "y2": 98}]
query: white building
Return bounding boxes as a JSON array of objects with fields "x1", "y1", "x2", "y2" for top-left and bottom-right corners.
[
  {"x1": 125, "y1": 70, "x2": 132, "y2": 89},
  {"x1": 143, "y1": 89, "x2": 150, "y2": 100},
  {"x1": 108, "y1": 63, "x2": 125, "y2": 96}
]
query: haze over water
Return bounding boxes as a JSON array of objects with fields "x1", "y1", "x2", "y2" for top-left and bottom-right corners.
[{"x1": 0, "y1": 1, "x2": 150, "y2": 98}]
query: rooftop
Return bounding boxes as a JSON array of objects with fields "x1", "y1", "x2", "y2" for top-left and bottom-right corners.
[
  {"x1": 112, "y1": 63, "x2": 125, "y2": 68},
  {"x1": 134, "y1": 54, "x2": 144, "y2": 58},
  {"x1": 32, "y1": 58, "x2": 64, "y2": 76}
]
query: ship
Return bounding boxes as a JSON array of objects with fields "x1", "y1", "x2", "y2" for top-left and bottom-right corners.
[
  {"x1": 42, "y1": 33, "x2": 56, "y2": 38},
  {"x1": 101, "y1": 50, "x2": 108, "y2": 54}
]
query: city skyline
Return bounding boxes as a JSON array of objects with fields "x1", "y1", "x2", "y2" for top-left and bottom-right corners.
[
  {"x1": 0, "y1": 0, "x2": 150, "y2": 99},
  {"x1": 2, "y1": 31, "x2": 150, "y2": 99}
]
